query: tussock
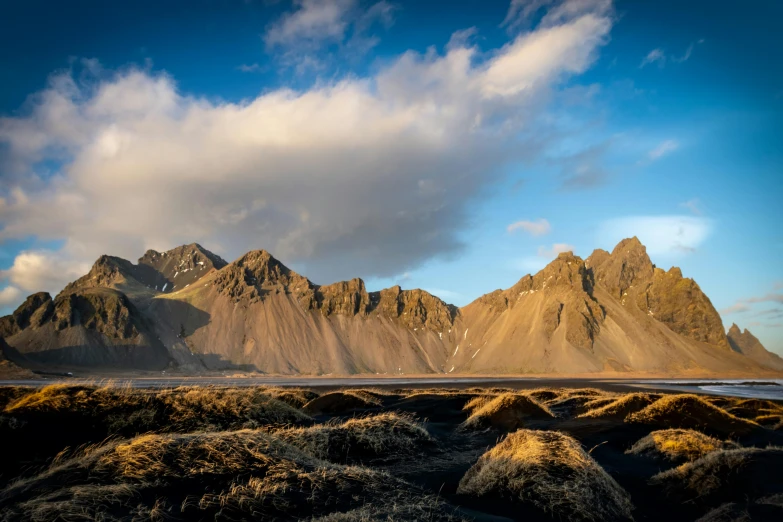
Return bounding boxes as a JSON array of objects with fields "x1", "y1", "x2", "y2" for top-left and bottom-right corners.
[
  {"x1": 523, "y1": 388, "x2": 562, "y2": 403},
  {"x1": 0, "y1": 387, "x2": 33, "y2": 410},
  {"x1": 651, "y1": 447, "x2": 783, "y2": 507},
  {"x1": 626, "y1": 394, "x2": 760, "y2": 436},
  {"x1": 462, "y1": 394, "x2": 496, "y2": 414},
  {"x1": 460, "y1": 393, "x2": 553, "y2": 431},
  {"x1": 302, "y1": 390, "x2": 382, "y2": 415},
  {"x1": 263, "y1": 387, "x2": 320, "y2": 408},
  {"x1": 626, "y1": 429, "x2": 740, "y2": 463},
  {"x1": 0, "y1": 428, "x2": 434, "y2": 521},
  {"x1": 725, "y1": 399, "x2": 782, "y2": 420},
  {"x1": 695, "y1": 503, "x2": 752, "y2": 522},
  {"x1": 578, "y1": 393, "x2": 659, "y2": 420},
  {"x1": 457, "y1": 429, "x2": 634, "y2": 522},
  {"x1": 277, "y1": 413, "x2": 433, "y2": 463}
]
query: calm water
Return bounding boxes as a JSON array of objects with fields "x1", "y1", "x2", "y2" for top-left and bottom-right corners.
[{"x1": 632, "y1": 379, "x2": 783, "y2": 400}]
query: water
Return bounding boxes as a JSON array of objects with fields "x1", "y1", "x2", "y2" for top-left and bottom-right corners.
[{"x1": 632, "y1": 379, "x2": 783, "y2": 400}]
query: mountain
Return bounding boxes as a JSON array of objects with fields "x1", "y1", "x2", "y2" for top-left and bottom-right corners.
[
  {"x1": 727, "y1": 323, "x2": 783, "y2": 371},
  {"x1": 1, "y1": 238, "x2": 780, "y2": 376}
]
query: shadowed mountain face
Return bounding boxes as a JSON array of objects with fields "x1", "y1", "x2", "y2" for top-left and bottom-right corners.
[{"x1": 1, "y1": 238, "x2": 780, "y2": 375}]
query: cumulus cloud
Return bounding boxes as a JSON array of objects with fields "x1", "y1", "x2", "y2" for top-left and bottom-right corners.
[
  {"x1": 0, "y1": 250, "x2": 90, "y2": 295},
  {"x1": 597, "y1": 215, "x2": 711, "y2": 257},
  {"x1": 507, "y1": 218, "x2": 551, "y2": 236},
  {"x1": 0, "y1": 286, "x2": 22, "y2": 308},
  {"x1": 0, "y1": 0, "x2": 613, "y2": 305}
]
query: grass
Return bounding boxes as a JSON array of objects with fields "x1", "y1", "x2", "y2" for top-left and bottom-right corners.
[
  {"x1": 460, "y1": 393, "x2": 554, "y2": 431},
  {"x1": 457, "y1": 429, "x2": 634, "y2": 522},
  {"x1": 0, "y1": 427, "x2": 449, "y2": 521},
  {"x1": 302, "y1": 390, "x2": 383, "y2": 415},
  {"x1": 276, "y1": 412, "x2": 433, "y2": 463},
  {"x1": 578, "y1": 393, "x2": 659, "y2": 420},
  {"x1": 626, "y1": 429, "x2": 740, "y2": 463},
  {"x1": 650, "y1": 446, "x2": 783, "y2": 507},
  {"x1": 626, "y1": 394, "x2": 760, "y2": 436}
]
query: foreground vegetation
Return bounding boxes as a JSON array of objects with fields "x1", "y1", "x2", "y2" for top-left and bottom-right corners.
[{"x1": 1, "y1": 383, "x2": 782, "y2": 521}]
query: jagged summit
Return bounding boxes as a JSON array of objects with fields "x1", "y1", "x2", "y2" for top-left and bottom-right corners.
[{"x1": 1, "y1": 237, "x2": 780, "y2": 375}]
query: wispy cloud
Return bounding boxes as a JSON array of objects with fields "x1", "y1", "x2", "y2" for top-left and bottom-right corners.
[
  {"x1": 640, "y1": 40, "x2": 704, "y2": 68},
  {"x1": 640, "y1": 48, "x2": 665, "y2": 68},
  {"x1": 679, "y1": 198, "x2": 703, "y2": 216},
  {"x1": 648, "y1": 139, "x2": 679, "y2": 160},
  {"x1": 537, "y1": 243, "x2": 575, "y2": 258},
  {"x1": 598, "y1": 215, "x2": 711, "y2": 257},
  {"x1": 507, "y1": 218, "x2": 551, "y2": 236},
  {"x1": 237, "y1": 63, "x2": 262, "y2": 73},
  {"x1": 720, "y1": 286, "x2": 783, "y2": 316}
]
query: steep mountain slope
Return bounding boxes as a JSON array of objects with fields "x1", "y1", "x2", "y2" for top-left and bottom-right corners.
[
  {"x1": 727, "y1": 324, "x2": 783, "y2": 371},
  {"x1": 0, "y1": 238, "x2": 779, "y2": 375}
]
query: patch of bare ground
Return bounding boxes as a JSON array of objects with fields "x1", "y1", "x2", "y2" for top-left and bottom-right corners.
[
  {"x1": 626, "y1": 429, "x2": 740, "y2": 464},
  {"x1": 626, "y1": 394, "x2": 760, "y2": 436},
  {"x1": 457, "y1": 429, "x2": 634, "y2": 522},
  {"x1": 650, "y1": 446, "x2": 783, "y2": 513},
  {"x1": 460, "y1": 393, "x2": 554, "y2": 431},
  {"x1": 276, "y1": 412, "x2": 433, "y2": 464}
]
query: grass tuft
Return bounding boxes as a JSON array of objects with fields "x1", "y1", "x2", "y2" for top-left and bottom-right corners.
[
  {"x1": 457, "y1": 429, "x2": 634, "y2": 522},
  {"x1": 626, "y1": 429, "x2": 740, "y2": 464},
  {"x1": 626, "y1": 394, "x2": 760, "y2": 436},
  {"x1": 460, "y1": 393, "x2": 554, "y2": 431}
]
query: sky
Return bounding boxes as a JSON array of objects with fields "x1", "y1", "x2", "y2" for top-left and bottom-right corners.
[{"x1": 0, "y1": 0, "x2": 781, "y2": 354}]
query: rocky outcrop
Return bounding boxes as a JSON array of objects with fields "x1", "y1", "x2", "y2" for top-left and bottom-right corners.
[
  {"x1": 727, "y1": 324, "x2": 783, "y2": 370},
  {"x1": 0, "y1": 292, "x2": 54, "y2": 337},
  {"x1": 136, "y1": 243, "x2": 227, "y2": 292},
  {"x1": 591, "y1": 237, "x2": 654, "y2": 299},
  {"x1": 636, "y1": 267, "x2": 729, "y2": 349}
]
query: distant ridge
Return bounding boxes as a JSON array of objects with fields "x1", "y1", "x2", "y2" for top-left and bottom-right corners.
[{"x1": 1, "y1": 238, "x2": 780, "y2": 376}]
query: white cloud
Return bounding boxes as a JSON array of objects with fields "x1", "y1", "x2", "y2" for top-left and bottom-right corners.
[
  {"x1": 0, "y1": 286, "x2": 22, "y2": 308},
  {"x1": 640, "y1": 48, "x2": 665, "y2": 68},
  {"x1": 0, "y1": 250, "x2": 91, "y2": 295},
  {"x1": 507, "y1": 218, "x2": 551, "y2": 236},
  {"x1": 537, "y1": 242, "x2": 575, "y2": 258},
  {"x1": 597, "y1": 215, "x2": 712, "y2": 257},
  {"x1": 503, "y1": 0, "x2": 612, "y2": 31},
  {"x1": 265, "y1": 0, "x2": 356, "y2": 49},
  {"x1": 0, "y1": 0, "x2": 614, "y2": 299},
  {"x1": 647, "y1": 139, "x2": 679, "y2": 160}
]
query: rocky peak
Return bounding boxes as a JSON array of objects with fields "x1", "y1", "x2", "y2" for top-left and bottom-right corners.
[
  {"x1": 726, "y1": 324, "x2": 783, "y2": 370},
  {"x1": 213, "y1": 250, "x2": 314, "y2": 301},
  {"x1": 593, "y1": 237, "x2": 655, "y2": 299},
  {"x1": 60, "y1": 256, "x2": 138, "y2": 295},
  {"x1": 136, "y1": 243, "x2": 226, "y2": 292},
  {"x1": 0, "y1": 292, "x2": 54, "y2": 337},
  {"x1": 585, "y1": 248, "x2": 610, "y2": 270}
]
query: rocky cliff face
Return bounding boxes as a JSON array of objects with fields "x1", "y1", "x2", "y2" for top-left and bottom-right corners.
[
  {"x1": 0, "y1": 238, "x2": 776, "y2": 375},
  {"x1": 727, "y1": 324, "x2": 783, "y2": 370}
]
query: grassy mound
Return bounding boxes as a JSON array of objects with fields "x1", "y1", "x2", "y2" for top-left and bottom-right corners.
[
  {"x1": 651, "y1": 447, "x2": 783, "y2": 509},
  {"x1": 724, "y1": 399, "x2": 782, "y2": 420},
  {"x1": 523, "y1": 388, "x2": 562, "y2": 403},
  {"x1": 0, "y1": 428, "x2": 442, "y2": 521},
  {"x1": 277, "y1": 413, "x2": 433, "y2": 463},
  {"x1": 0, "y1": 387, "x2": 33, "y2": 410},
  {"x1": 302, "y1": 390, "x2": 382, "y2": 415},
  {"x1": 626, "y1": 394, "x2": 760, "y2": 436},
  {"x1": 462, "y1": 394, "x2": 496, "y2": 414},
  {"x1": 578, "y1": 393, "x2": 658, "y2": 420},
  {"x1": 457, "y1": 429, "x2": 634, "y2": 522},
  {"x1": 626, "y1": 429, "x2": 740, "y2": 464},
  {"x1": 694, "y1": 502, "x2": 783, "y2": 522},
  {"x1": 460, "y1": 393, "x2": 553, "y2": 431},
  {"x1": 264, "y1": 387, "x2": 320, "y2": 408}
]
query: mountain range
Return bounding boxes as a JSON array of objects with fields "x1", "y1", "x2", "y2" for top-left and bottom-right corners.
[{"x1": 1, "y1": 237, "x2": 781, "y2": 376}]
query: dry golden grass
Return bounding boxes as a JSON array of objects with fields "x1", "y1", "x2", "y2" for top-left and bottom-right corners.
[
  {"x1": 0, "y1": 427, "x2": 450, "y2": 521},
  {"x1": 523, "y1": 388, "x2": 563, "y2": 403},
  {"x1": 626, "y1": 429, "x2": 740, "y2": 463},
  {"x1": 276, "y1": 412, "x2": 433, "y2": 463},
  {"x1": 724, "y1": 399, "x2": 783, "y2": 421},
  {"x1": 0, "y1": 386, "x2": 33, "y2": 410},
  {"x1": 650, "y1": 446, "x2": 783, "y2": 505},
  {"x1": 263, "y1": 386, "x2": 320, "y2": 408},
  {"x1": 302, "y1": 390, "x2": 382, "y2": 415},
  {"x1": 457, "y1": 429, "x2": 633, "y2": 522},
  {"x1": 462, "y1": 394, "x2": 496, "y2": 414},
  {"x1": 694, "y1": 503, "x2": 752, "y2": 522},
  {"x1": 578, "y1": 393, "x2": 659, "y2": 420},
  {"x1": 3, "y1": 384, "x2": 312, "y2": 436},
  {"x1": 460, "y1": 393, "x2": 554, "y2": 431},
  {"x1": 626, "y1": 394, "x2": 760, "y2": 436}
]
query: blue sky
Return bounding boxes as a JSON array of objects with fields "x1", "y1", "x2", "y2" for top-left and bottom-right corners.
[{"x1": 1, "y1": 0, "x2": 781, "y2": 353}]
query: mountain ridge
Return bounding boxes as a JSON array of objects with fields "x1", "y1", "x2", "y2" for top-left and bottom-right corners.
[{"x1": 1, "y1": 238, "x2": 780, "y2": 376}]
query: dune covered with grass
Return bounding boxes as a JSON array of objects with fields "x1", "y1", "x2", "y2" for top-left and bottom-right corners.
[{"x1": 1, "y1": 383, "x2": 783, "y2": 521}]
